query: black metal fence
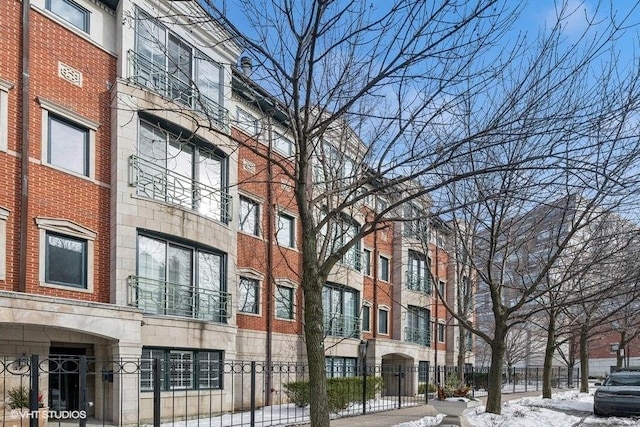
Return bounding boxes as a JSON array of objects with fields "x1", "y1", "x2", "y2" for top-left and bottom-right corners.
[{"x1": 0, "y1": 355, "x2": 581, "y2": 427}]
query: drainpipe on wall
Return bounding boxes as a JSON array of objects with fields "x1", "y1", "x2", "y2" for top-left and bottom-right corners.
[
  {"x1": 265, "y1": 117, "x2": 274, "y2": 406},
  {"x1": 19, "y1": 0, "x2": 31, "y2": 293}
]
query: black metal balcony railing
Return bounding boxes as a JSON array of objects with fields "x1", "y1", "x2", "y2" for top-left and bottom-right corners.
[
  {"x1": 323, "y1": 313, "x2": 360, "y2": 338},
  {"x1": 128, "y1": 50, "x2": 229, "y2": 133},
  {"x1": 129, "y1": 155, "x2": 232, "y2": 224},
  {"x1": 404, "y1": 326, "x2": 431, "y2": 347},
  {"x1": 127, "y1": 275, "x2": 231, "y2": 323},
  {"x1": 406, "y1": 271, "x2": 431, "y2": 294}
]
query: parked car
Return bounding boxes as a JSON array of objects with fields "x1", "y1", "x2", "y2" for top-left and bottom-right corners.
[{"x1": 593, "y1": 369, "x2": 640, "y2": 417}]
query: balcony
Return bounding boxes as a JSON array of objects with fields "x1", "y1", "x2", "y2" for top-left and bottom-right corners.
[
  {"x1": 406, "y1": 272, "x2": 431, "y2": 294},
  {"x1": 341, "y1": 249, "x2": 363, "y2": 272},
  {"x1": 323, "y1": 313, "x2": 360, "y2": 338},
  {"x1": 404, "y1": 326, "x2": 431, "y2": 347},
  {"x1": 128, "y1": 50, "x2": 229, "y2": 133},
  {"x1": 127, "y1": 275, "x2": 231, "y2": 323},
  {"x1": 129, "y1": 155, "x2": 232, "y2": 224}
]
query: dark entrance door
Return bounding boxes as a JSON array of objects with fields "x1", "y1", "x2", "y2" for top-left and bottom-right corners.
[{"x1": 49, "y1": 347, "x2": 86, "y2": 411}]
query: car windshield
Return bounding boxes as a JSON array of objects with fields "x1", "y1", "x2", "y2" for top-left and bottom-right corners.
[{"x1": 604, "y1": 374, "x2": 640, "y2": 386}]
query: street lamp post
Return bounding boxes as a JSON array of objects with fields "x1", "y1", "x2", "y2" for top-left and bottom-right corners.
[{"x1": 359, "y1": 339, "x2": 369, "y2": 414}]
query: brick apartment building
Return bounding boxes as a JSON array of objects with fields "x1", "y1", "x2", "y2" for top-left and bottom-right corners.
[{"x1": 0, "y1": 0, "x2": 473, "y2": 423}]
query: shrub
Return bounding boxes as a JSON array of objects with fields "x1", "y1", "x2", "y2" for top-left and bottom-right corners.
[
  {"x1": 437, "y1": 373, "x2": 473, "y2": 400},
  {"x1": 285, "y1": 376, "x2": 383, "y2": 413},
  {"x1": 418, "y1": 383, "x2": 437, "y2": 394},
  {"x1": 7, "y1": 386, "x2": 29, "y2": 409}
]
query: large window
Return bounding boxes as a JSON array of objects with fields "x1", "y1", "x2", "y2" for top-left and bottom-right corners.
[
  {"x1": 239, "y1": 197, "x2": 259, "y2": 236},
  {"x1": 404, "y1": 203, "x2": 427, "y2": 239},
  {"x1": 322, "y1": 284, "x2": 359, "y2": 338},
  {"x1": 133, "y1": 11, "x2": 225, "y2": 127},
  {"x1": 275, "y1": 285, "x2": 294, "y2": 319},
  {"x1": 46, "y1": 0, "x2": 90, "y2": 33},
  {"x1": 273, "y1": 132, "x2": 294, "y2": 157},
  {"x1": 378, "y1": 307, "x2": 389, "y2": 335},
  {"x1": 133, "y1": 119, "x2": 230, "y2": 223},
  {"x1": 405, "y1": 306, "x2": 430, "y2": 346},
  {"x1": 438, "y1": 323, "x2": 445, "y2": 343},
  {"x1": 361, "y1": 304, "x2": 371, "y2": 332},
  {"x1": 325, "y1": 357, "x2": 358, "y2": 378},
  {"x1": 407, "y1": 251, "x2": 430, "y2": 293},
  {"x1": 236, "y1": 109, "x2": 259, "y2": 136},
  {"x1": 48, "y1": 115, "x2": 89, "y2": 176},
  {"x1": 45, "y1": 232, "x2": 87, "y2": 289},
  {"x1": 379, "y1": 255, "x2": 390, "y2": 282},
  {"x1": 133, "y1": 234, "x2": 228, "y2": 322},
  {"x1": 238, "y1": 276, "x2": 259, "y2": 314},
  {"x1": 363, "y1": 249, "x2": 371, "y2": 276},
  {"x1": 276, "y1": 213, "x2": 295, "y2": 248},
  {"x1": 418, "y1": 361, "x2": 429, "y2": 383},
  {"x1": 141, "y1": 348, "x2": 222, "y2": 391}
]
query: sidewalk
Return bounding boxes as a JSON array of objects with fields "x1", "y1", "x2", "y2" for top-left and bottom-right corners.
[{"x1": 304, "y1": 390, "x2": 546, "y2": 427}]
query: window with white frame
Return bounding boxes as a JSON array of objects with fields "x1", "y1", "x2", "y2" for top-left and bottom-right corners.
[
  {"x1": 0, "y1": 79, "x2": 13, "y2": 153},
  {"x1": 0, "y1": 207, "x2": 9, "y2": 281},
  {"x1": 437, "y1": 323, "x2": 445, "y2": 342},
  {"x1": 134, "y1": 118, "x2": 229, "y2": 223},
  {"x1": 378, "y1": 307, "x2": 389, "y2": 335},
  {"x1": 238, "y1": 196, "x2": 260, "y2": 236},
  {"x1": 438, "y1": 280, "x2": 445, "y2": 298},
  {"x1": 276, "y1": 212, "x2": 295, "y2": 248},
  {"x1": 322, "y1": 284, "x2": 359, "y2": 338},
  {"x1": 379, "y1": 255, "x2": 390, "y2": 282},
  {"x1": 36, "y1": 217, "x2": 96, "y2": 292},
  {"x1": 39, "y1": 98, "x2": 98, "y2": 178},
  {"x1": 46, "y1": 0, "x2": 90, "y2": 33},
  {"x1": 236, "y1": 108, "x2": 259, "y2": 136},
  {"x1": 134, "y1": 233, "x2": 228, "y2": 322},
  {"x1": 238, "y1": 276, "x2": 259, "y2": 314},
  {"x1": 406, "y1": 306, "x2": 431, "y2": 346},
  {"x1": 273, "y1": 132, "x2": 294, "y2": 156},
  {"x1": 275, "y1": 284, "x2": 294, "y2": 319},
  {"x1": 363, "y1": 249, "x2": 371, "y2": 276},
  {"x1": 141, "y1": 347, "x2": 222, "y2": 391},
  {"x1": 361, "y1": 304, "x2": 371, "y2": 332},
  {"x1": 407, "y1": 250, "x2": 430, "y2": 293}
]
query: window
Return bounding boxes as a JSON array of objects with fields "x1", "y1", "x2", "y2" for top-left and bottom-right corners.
[
  {"x1": 274, "y1": 132, "x2": 294, "y2": 156},
  {"x1": 0, "y1": 208, "x2": 7, "y2": 281},
  {"x1": 407, "y1": 250, "x2": 430, "y2": 293},
  {"x1": 361, "y1": 304, "x2": 371, "y2": 332},
  {"x1": 363, "y1": 249, "x2": 371, "y2": 276},
  {"x1": 325, "y1": 357, "x2": 358, "y2": 378},
  {"x1": 378, "y1": 307, "x2": 389, "y2": 335},
  {"x1": 239, "y1": 197, "x2": 259, "y2": 235},
  {"x1": 36, "y1": 217, "x2": 96, "y2": 292},
  {"x1": 238, "y1": 276, "x2": 259, "y2": 314},
  {"x1": 275, "y1": 285, "x2": 294, "y2": 319},
  {"x1": 133, "y1": 234, "x2": 228, "y2": 322},
  {"x1": 379, "y1": 255, "x2": 389, "y2": 281},
  {"x1": 45, "y1": 232, "x2": 87, "y2": 289},
  {"x1": 438, "y1": 281, "x2": 446, "y2": 298},
  {"x1": 134, "y1": 119, "x2": 229, "y2": 223},
  {"x1": 404, "y1": 203, "x2": 427, "y2": 238},
  {"x1": 134, "y1": 11, "x2": 224, "y2": 127},
  {"x1": 329, "y1": 216, "x2": 361, "y2": 271},
  {"x1": 277, "y1": 212, "x2": 295, "y2": 248},
  {"x1": 438, "y1": 323, "x2": 446, "y2": 342},
  {"x1": 141, "y1": 348, "x2": 222, "y2": 391},
  {"x1": 236, "y1": 108, "x2": 259, "y2": 136},
  {"x1": 322, "y1": 284, "x2": 359, "y2": 338},
  {"x1": 418, "y1": 361, "x2": 429, "y2": 383},
  {"x1": 47, "y1": 115, "x2": 89, "y2": 176},
  {"x1": 0, "y1": 79, "x2": 13, "y2": 153},
  {"x1": 405, "y1": 306, "x2": 430, "y2": 346},
  {"x1": 46, "y1": 0, "x2": 90, "y2": 33}
]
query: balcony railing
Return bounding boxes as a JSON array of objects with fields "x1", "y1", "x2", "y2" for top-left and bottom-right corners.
[
  {"x1": 406, "y1": 272, "x2": 431, "y2": 294},
  {"x1": 128, "y1": 275, "x2": 231, "y2": 323},
  {"x1": 323, "y1": 313, "x2": 360, "y2": 338},
  {"x1": 404, "y1": 326, "x2": 431, "y2": 347},
  {"x1": 129, "y1": 155, "x2": 232, "y2": 224},
  {"x1": 128, "y1": 50, "x2": 229, "y2": 133},
  {"x1": 341, "y1": 249, "x2": 363, "y2": 272}
]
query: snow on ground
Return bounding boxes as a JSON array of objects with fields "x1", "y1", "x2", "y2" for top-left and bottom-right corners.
[{"x1": 399, "y1": 389, "x2": 640, "y2": 427}]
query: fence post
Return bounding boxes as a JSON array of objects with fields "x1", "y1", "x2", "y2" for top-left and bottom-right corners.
[
  {"x1": 512, "y1": 367, "x2": 516, "y2": 393},
  {"x1": 362, "y1": 360, "x2": 367, "y2": 415},
  {"x1": 153, "y1": 358, "x2": 161, "y2": 427},
  {"x1": 536, "y1": 367, "x2": 539, "y2": 391},
  {"x1": 525, "y1": 368, "x2": 528, "y2": 392},
  {"x1": 79, "y1": 355, "x2": 88, "y2": 427},
  {"x1": 29, "y1": 354, "x2": 39, "y2": 427},
  {"x1": 397, "y1": 365, "x2": 402, "y2": 409},
  {"x1": 251, "y1": 361, "x2": 256, "y2": 427}
]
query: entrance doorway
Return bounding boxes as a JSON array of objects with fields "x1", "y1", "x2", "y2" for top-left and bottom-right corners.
[{"x1": 49, "y1": 347, "x2": 87, "y2": 411}]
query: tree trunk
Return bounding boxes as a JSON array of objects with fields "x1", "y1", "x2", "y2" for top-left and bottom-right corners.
[
  {"x1": 579, "y1": 326, "x2": 589, "y2": 393},
  {"x1": 457, "y1": 326, "x2": 467, "y2": 381},
  {"x1": 485, "y1": 325, "x2": 507, "y2": 414},
  {"x1": 542, "y1": 312, "x2": 556, "y2": 398}
]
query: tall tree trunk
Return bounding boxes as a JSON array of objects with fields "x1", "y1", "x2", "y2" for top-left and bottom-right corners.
[
  {"x1": 485, "y1": 324, "x2": 507, "y2": 414},
  {"x1": 457, "y1": 325, "x2": 466, "y2": 380},
  {"x1": 579, "y1": 326, "x2": 589, "y2": 393},
  {"x1": 542, "y1": 312, "x2": 556, "y2": 398},
  {"x1": 301, "y1": 230, "x2": 330, "y2": 427}
]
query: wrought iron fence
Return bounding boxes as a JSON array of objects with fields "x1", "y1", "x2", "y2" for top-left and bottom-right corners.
[{"x1": 0, "y1": 354, "x2": 582, "y2": 427}]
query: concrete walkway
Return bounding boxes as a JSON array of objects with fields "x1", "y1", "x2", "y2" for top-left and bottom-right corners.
[{"x1": 305, "y1": 390, "x2": 547, "y2": 427}]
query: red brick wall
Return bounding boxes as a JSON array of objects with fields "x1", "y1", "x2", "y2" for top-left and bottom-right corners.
[{"x1": 0, "y1": 1, "x2": 114, "y2": 302}]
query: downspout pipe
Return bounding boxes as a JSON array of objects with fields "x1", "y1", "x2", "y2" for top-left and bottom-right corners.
[
  {"x1": 265, "y1": 117, "x2": 274, "y2": 406},
  {"x1": 19, "y1": 0, "x2": 31, "y2": 293}
]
